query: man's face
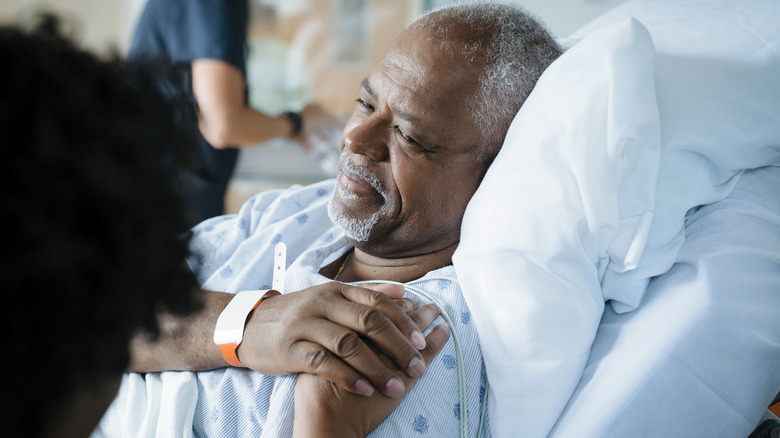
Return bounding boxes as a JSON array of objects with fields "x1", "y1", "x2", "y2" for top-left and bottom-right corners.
[{"x1": 328, "y1": 26, "x2": 485, "y2": 258}]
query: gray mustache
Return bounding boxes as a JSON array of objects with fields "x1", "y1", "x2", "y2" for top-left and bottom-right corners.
[{"x1": 339, "y1": 152, "x2": 388, "y2": 199}]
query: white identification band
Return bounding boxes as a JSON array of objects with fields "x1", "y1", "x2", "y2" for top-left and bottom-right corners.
[
  {"x1": 213, "y1": 243, "x2": 288, "y2": 367},
  {"x1": 213, "y1": 289, "x2": 280, "y2": 367},
  {"x1": 273, "y1": 242, "x2": 286, "y2": 293}
]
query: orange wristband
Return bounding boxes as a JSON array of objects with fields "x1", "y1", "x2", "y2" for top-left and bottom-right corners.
[{"x1": 213, "y1": 289, "x2": 281, "y2": 367}]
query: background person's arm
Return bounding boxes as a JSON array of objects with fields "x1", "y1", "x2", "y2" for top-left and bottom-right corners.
[
  {"x1": 191, "y1": 59, "x2": 341, "y2": 150},
  {"x1": 192, "y1": 59, "x2": 291, "y2": 148},
  {"x1": 126, "y1": 282, "x2": 429, "y2": 398}
]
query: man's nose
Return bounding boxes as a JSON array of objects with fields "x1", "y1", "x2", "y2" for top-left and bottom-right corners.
[{"x1": 342, "y1": 116, "x2": 389, "y2": 162}]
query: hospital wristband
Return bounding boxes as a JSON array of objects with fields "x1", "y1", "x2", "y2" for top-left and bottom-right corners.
[{"x1": 213, "y1": 289, "x2": 281, "y2": 367}]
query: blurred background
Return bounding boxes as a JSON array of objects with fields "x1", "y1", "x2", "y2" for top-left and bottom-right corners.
[{"x1": 0, "y1": 0, "x2": 626, "y2": 214}]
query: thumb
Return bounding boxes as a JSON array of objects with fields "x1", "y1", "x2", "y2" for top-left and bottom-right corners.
[{"x1": 361, "y1": 283, "x2": 405, "y2": 300}]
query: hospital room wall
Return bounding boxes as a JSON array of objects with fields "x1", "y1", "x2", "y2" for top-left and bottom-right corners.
[
  {"x1": 425, "y1": 0, "x2": 628, "y2": 38},
  {"x1": 0, "y1": 0, "x2": 145, "y2": 54},
  {"x1": 0, "y1": 0, "x2": 626, "y2": 55},
  {"x1": 1, "y1": 0, "x2": 626, "y2": 214}
]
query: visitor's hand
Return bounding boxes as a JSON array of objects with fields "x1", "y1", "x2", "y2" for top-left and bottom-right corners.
[
  {"x1": 296, "y1": 103, "x2": 344, "y2": 174},
  {"x1": 292, "y1": 301, "x2": 450, "y2": 437},
  {"x1": 297, "y1": 103, "x2": 344, "y2": 145},
  {"x1": 237, "y1": 282, "x2": 430, "y2": 398}
]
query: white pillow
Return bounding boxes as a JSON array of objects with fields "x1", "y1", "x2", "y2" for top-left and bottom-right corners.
[
  {"x1": 572, "y1": 0, "x2": 780, "y2": 312},
  {"x1": 452, "y1": 18, "x2": 660, "y2": 438}
]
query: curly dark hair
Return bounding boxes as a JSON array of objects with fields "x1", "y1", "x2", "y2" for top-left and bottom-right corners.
[{"x1": 0, "y1": 15, "x2": 201, "y2": 437}]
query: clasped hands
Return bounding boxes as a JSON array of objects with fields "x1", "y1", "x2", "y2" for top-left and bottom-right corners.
[{"x1": 234, "y1": 282, "x2": 451, "y2": 436}]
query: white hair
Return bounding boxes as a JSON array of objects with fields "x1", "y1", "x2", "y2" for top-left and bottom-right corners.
[{"x1": 409, "y1": 1, "x2": 562, "y2": 165}]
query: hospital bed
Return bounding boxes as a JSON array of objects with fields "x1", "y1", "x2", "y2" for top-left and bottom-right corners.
[
  {"x1": 453, "y1": 0, "x2": 780, "y2": 436},
  {"x1": 94, "y1": 0, "x2": 778, "y2": 436}
]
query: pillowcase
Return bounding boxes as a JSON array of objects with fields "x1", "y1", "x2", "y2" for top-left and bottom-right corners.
[
  {"x1": 572, "y1": 0, "x2": 780, "y2": 312},
  {"x1": 452, "y1": 18, "x2": 660, "y2": 437}
]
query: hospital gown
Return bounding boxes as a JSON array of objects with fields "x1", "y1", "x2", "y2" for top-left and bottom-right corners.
[{"x1": 93, "y1": 179, "x2": 490, "y2": 438}]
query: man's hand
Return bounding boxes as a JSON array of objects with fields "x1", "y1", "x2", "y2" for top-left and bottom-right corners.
[
  {"x1": 127, "y1": 282, "x2": 426, "y2": 399},
  {"x1": 292, "y1": 301, "x2": 450, "y2": 437},
  {"x1": 237, "y1": 282, "x2": 430, "y2": 398}
]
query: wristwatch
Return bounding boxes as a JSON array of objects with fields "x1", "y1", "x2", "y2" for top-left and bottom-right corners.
[{"x1": 283, "y1": 111, "x2": 303, "y2": 137}]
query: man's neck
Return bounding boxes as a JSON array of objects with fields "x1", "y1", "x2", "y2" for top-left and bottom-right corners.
[{"x1": 337, "y1": 243, "x2": 458, "y2": 284}]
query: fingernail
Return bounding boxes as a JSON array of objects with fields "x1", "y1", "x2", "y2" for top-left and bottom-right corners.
[
  {"x1": 386, "y1": 377, "x2": 405, "y2": 398},
  {"x1": 408, "y1": 296, "x2": 419, "y2": 307},
  {"x1": 355, "y1": 379, "x2": 374, "y2": 396},
  {"x1": 440, "y1": 322, "x2": 450, "y2": 332},
  {"x1": 409, "y1": 356, "x2": 426, "y2": 377},
  {"x1": 411, "y1": 330, "x2": 426, "y2": 350}
]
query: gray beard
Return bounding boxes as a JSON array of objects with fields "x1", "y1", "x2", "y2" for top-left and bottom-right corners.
[
  {"x1": 328, "y1": 152, "x2": 388, "y2": 242},
  {"x1": 328, "y1": 185, "x2": 387, "y2": 242},
  {"x1": 327, "y1": 194, "x2": 380, "y2": 242}
]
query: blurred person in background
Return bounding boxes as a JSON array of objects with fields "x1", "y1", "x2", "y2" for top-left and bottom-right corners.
[{"x1": 128, "y1": 0, "x2": 343, "y2": 225}]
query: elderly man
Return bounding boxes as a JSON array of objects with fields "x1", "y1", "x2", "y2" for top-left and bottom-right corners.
[{"x1": 94, "y1": 3, "x2": 561, "y2": 437}]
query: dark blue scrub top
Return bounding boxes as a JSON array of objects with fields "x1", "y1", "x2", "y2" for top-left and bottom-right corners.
[{"x1": 128, "y1": 0, "x2": 248, "y2": 225}]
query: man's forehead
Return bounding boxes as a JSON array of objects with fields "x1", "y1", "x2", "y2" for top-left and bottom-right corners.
[
  {"x1": 360, "y1": 77, "x2": 425, "y2": 125},
  {"x1": 367, "y1": 32, "x2": 481, "y2": 126},
  {"x1": 382, "y1": 26, "x2": 467, "y2": 79}
]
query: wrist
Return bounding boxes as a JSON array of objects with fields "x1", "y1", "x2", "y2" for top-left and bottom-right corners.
[
  {"x1": 293, "y1": 393, "x2": 365, "y2": 438},
  {"x1": 213, "y1": 289, "x2": 281, "y2": 367},
  {"x1": 282, "y1": 111, "x2": 303, "y2": 137}
]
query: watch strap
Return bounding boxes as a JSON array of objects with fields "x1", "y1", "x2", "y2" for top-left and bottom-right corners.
[{"x1": 283, "y1": 111, "x2": 303, "y2": 137}]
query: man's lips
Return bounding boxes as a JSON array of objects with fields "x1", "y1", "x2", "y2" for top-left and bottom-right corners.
[{"x1": 338, "y1": 169, "x2": 378, "y2": 197}]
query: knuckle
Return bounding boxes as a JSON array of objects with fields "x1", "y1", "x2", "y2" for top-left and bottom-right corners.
[
  {"x1": 408, "y1": 312, "x2": 424, "y2": 327},
  {"x1": 305, "y1": 347, "x2": 331, "y2": 371},
  {"x1": 402, "y1": 297, "x2": 419, "y2": 310},
  {"x1": 364, "y1": 288, "x2": 389, "y2": 306},
  {"x1": 357, "y1": 306, "x2": 386, "y2": 330},
  {"x1": 332, "y1": 330, "x2": 362, "y2": 357}
]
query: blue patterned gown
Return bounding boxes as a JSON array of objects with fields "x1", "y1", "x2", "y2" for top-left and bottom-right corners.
[{"x1": 93, "y1": 179, "x2": 490, "y2": 438}]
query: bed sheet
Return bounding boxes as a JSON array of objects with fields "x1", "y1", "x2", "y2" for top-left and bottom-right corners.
[{"x1": 551, "y1": 165, "x2": 780, "y2": 437}]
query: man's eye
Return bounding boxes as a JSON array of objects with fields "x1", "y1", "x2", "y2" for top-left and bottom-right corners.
[
  {"x1": 395, "y1": 127, "x2": 435, "y2": 154},
  {"x1": 395, "y1": 126, "x2": 417, "y2": 144},
  {"x1": 356, "y1": 98, "x2": 374, "y2": 111}
]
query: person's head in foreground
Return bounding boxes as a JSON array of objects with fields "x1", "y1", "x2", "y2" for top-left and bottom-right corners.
[
  {"x1": 0, "y1": 16, "x2": 200, "y2": 438},
  {"x1": 327, "y1": 1, "x2": 562, "y2": 266}
]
